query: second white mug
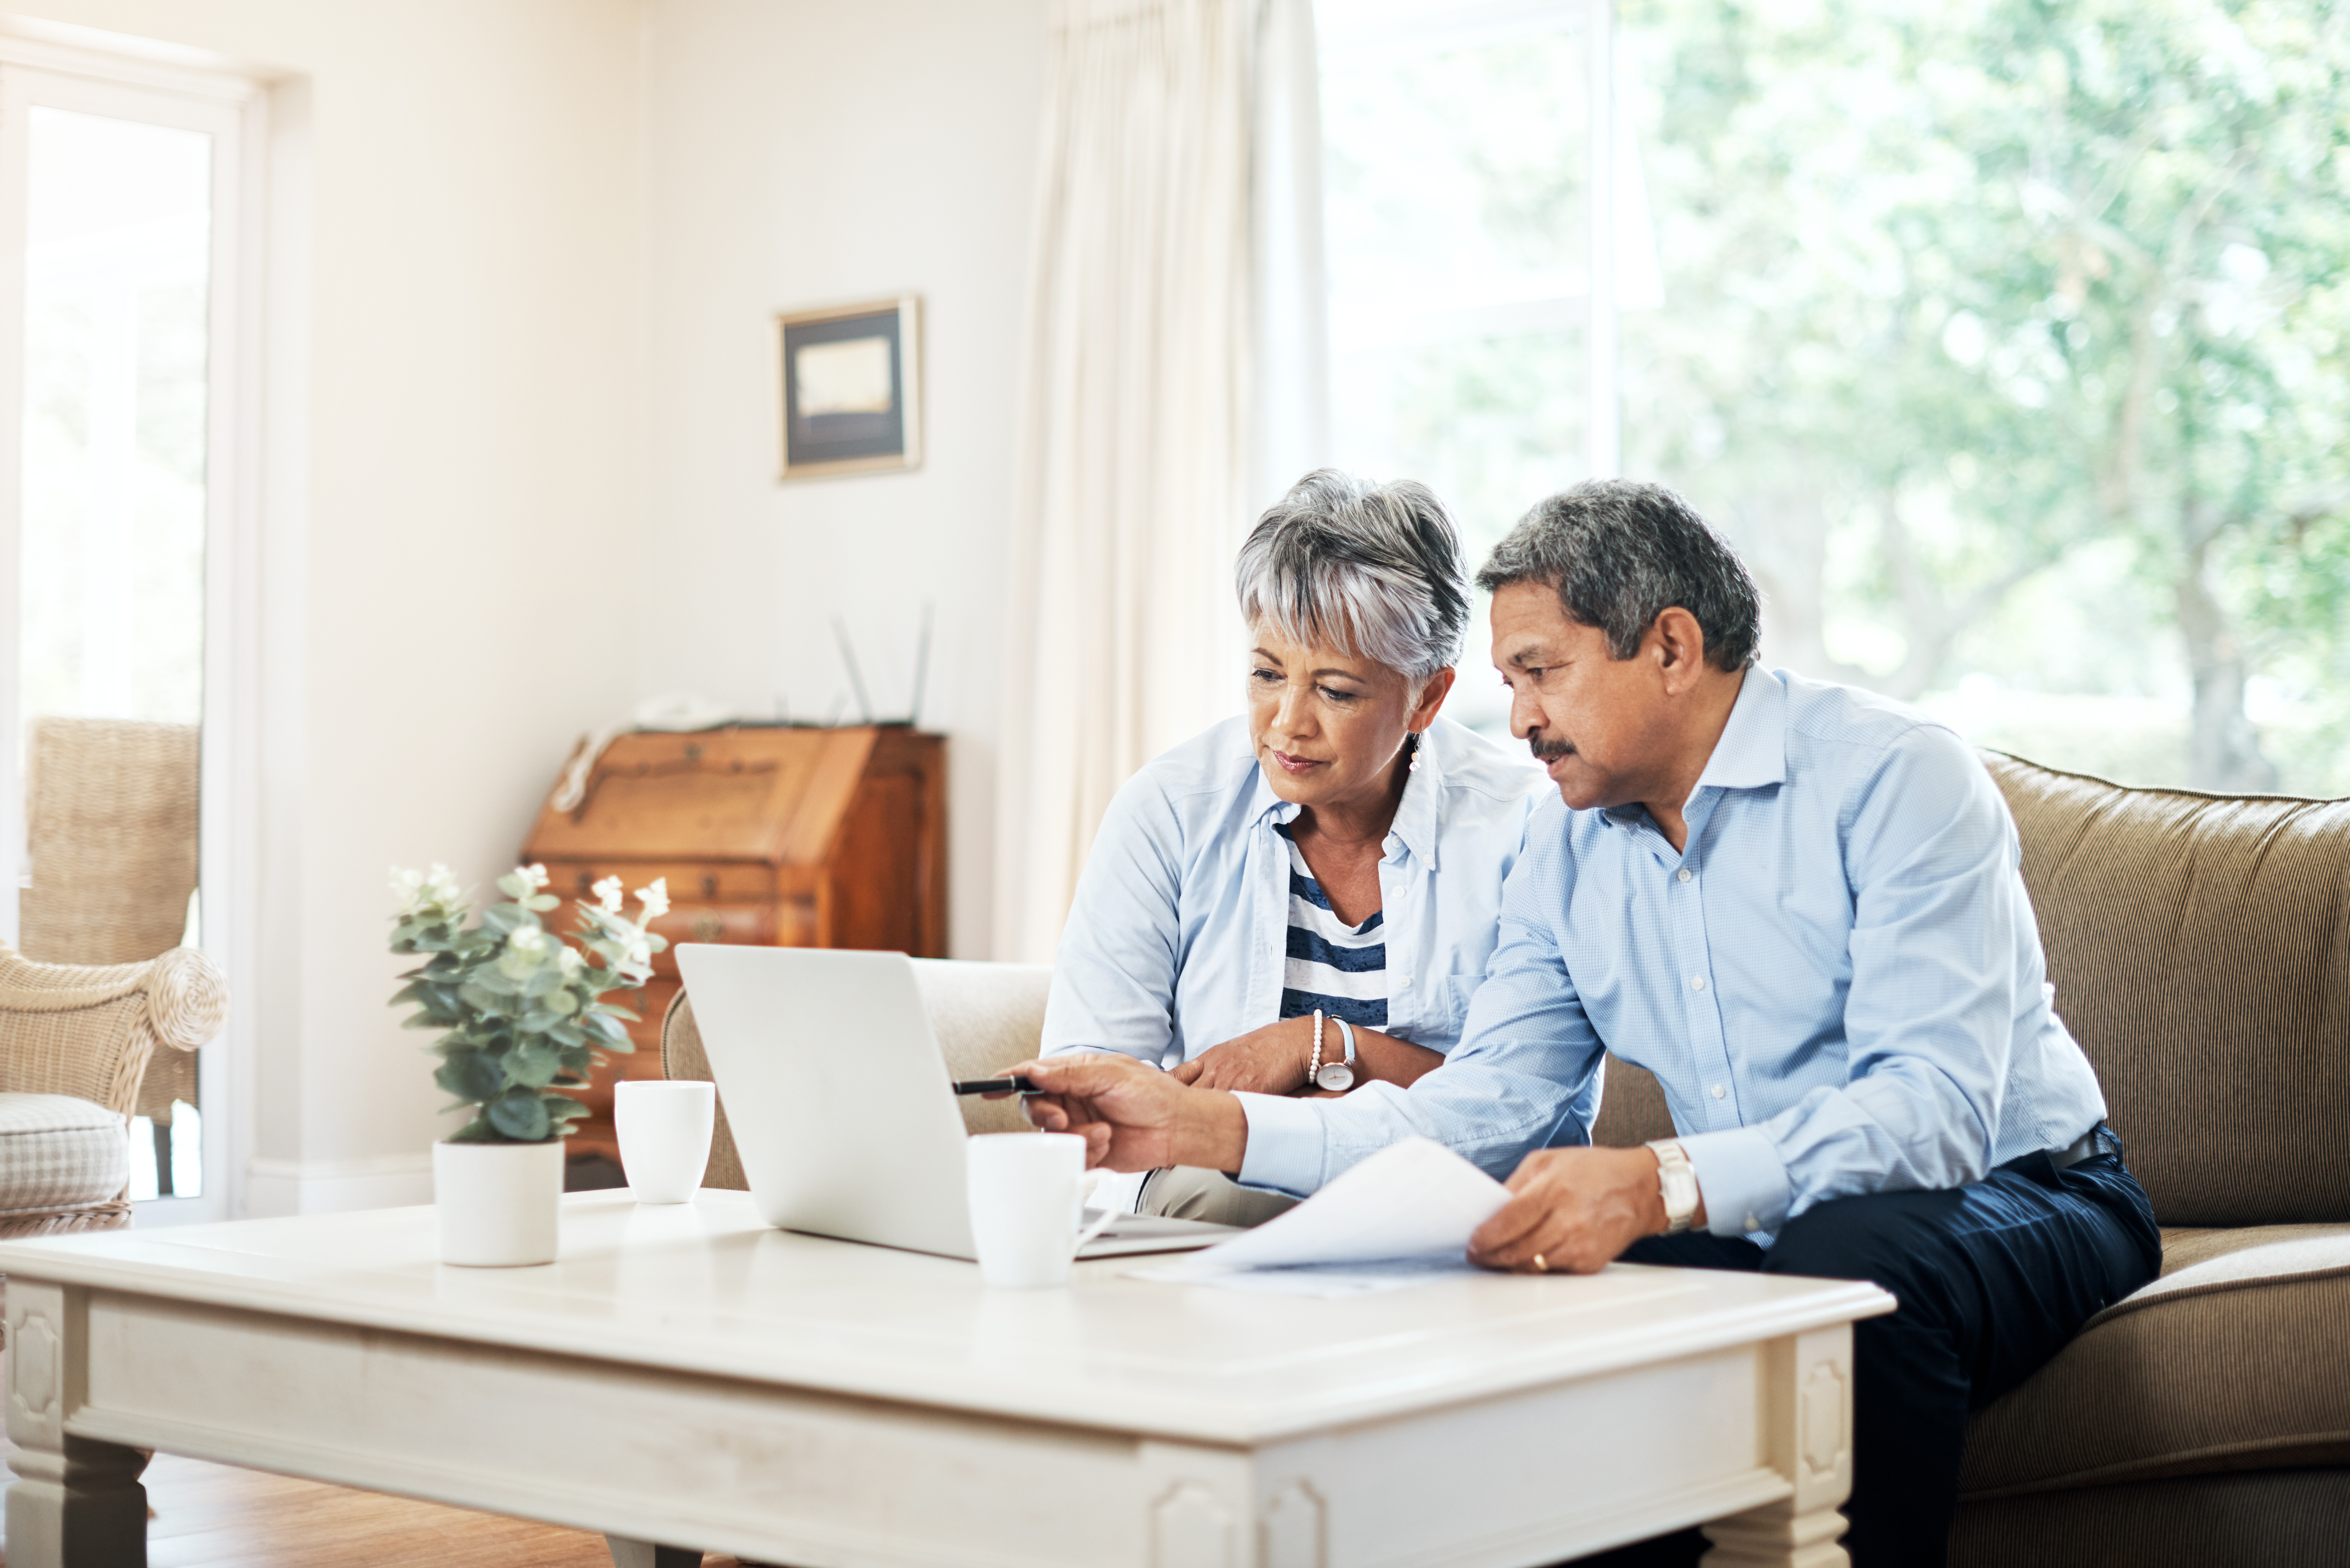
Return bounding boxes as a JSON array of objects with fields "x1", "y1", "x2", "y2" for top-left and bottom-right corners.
[{"x1": 615, "y1": 1080, "x2": 716, "y2": 1204}]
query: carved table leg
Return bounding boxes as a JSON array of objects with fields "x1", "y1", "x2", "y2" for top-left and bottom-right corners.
[
  {"x1": 1703, "y1": 1324, "x2": 1853, "y2": 1568},
  {"x1": 6, "y1": 1279, "x2": 149, "y2": 1567},
  {"x1": 604, "y1": 1538, "x2": 702, "y2": 1568}
]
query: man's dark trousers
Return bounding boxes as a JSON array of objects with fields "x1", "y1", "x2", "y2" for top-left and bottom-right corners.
[{"x1": 1618, "y1": 1135, "x2": 2160, "y2": 1567}]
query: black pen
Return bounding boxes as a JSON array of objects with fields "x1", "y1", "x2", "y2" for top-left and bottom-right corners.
[{"x1": 951, "y1": 1075, "x2": 1042, "y2": 1097}]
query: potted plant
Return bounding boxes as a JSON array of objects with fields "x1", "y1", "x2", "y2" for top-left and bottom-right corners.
[{"x1": 388, "y1": 861, "x2": 669, "y2": 1265}]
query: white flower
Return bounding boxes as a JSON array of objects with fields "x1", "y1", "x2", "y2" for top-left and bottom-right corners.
[
  {"x1": 625, "y1": 935, "x2": 654, "y2": 970},
  {"x1": 426, "y1": 864, "x2": 462, "y2": 904},
  {"x1": 390, "y1": 866, "x2": 425, "y2": 903},
  {"x1": 507, "y1": 927, "x2": 548, "y2": 959},
  {"x1": 636, "y1": 878, "x2": 670, "y2": 920},
  {"x1": 592, "y1": 875, "x2": 625, "y2": 913},
  {"x1": 517, "y1": 863, "x2": 550, "y2": 892},
  {"x1": 556, "y1": 944, "x2": 583, "y2": 975}
]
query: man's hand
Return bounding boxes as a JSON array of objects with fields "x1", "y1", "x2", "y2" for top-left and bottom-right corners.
[
  {"x1": 1007, "y1": 1055, "x2": 1249, "y2": 1174},
  {"x1": 1468, "y1": 1146, "x2": 1684, "y2": 1274},
  {"x1": 1169, "y1": 1016, "x2": 1314, "y2": 1094}
]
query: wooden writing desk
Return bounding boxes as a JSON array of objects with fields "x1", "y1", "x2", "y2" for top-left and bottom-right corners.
[{"x1": 521, "y1": 726, "x2": 946, "y2": 1166}]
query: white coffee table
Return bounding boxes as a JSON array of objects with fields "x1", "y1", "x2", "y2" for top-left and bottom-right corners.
[{"x1": 0, "y1": 1190, "x2": 1891, "y2": 1568}]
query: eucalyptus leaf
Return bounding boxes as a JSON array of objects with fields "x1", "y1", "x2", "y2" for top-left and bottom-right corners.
[
  {"x1": 506, "y1": 1041, "x2": 564, "y2": 1087},
  {"x1": 486, "y1": 1088, "x2": 551, "y2": 1141},
  {"x1": 435, "y1": 1050, "x2": 504, "y2": 1102}
]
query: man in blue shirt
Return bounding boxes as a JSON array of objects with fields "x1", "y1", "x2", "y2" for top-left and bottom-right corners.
[{"x1": 1016, "y1": 481, "x2": 2162, "y2": 1566}]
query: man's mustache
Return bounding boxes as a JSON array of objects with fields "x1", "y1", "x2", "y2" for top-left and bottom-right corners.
[{"x1": 1528, "y1": 733, "x2": 1573, "y2": 764}]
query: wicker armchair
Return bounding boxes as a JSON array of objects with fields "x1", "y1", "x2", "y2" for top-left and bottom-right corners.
[
  {"x1": 17, "y1": 718, "x2": 205, "y2": 1152},
  {"x1": 0, "y1": 943, "x2": 226, "y2": 1239}
]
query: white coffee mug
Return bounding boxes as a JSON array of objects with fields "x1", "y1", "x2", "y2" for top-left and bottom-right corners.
[
  {"x1": 966, "y1": 1132, "x2": 1088, "y2": 1288},
  {"x1": 615, "y1": 1080, "x2": 716, "y2": 1204}
]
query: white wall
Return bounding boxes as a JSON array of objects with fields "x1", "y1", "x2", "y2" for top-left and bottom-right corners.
[
  {"x1": 5, "y1": 0, "x2": 1045, "y2": 1214},
  {"x1": 11, "y1": 0, "x2": 646, "y2": 1212},
  {"x1": 637, "y1": 0, "x2": 1049, "y2": 961}
]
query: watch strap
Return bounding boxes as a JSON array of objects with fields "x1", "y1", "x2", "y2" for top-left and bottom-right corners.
[{"x1": 1648, "y1": 1138, "x2": 1700, "y2": 1234}]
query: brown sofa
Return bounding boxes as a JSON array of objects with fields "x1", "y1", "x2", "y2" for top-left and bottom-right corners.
[
  {"x1": 666, "y1": 751, "x2": 2350, "y2": 1564},
  {"x1": 1591, "y1": 752, "x2": 2350, "y2": 1564}
]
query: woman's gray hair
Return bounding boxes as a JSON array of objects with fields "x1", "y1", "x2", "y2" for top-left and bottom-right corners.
[{"x1": 1234, "y1": 470, "x2": 1471, "y2": 682}]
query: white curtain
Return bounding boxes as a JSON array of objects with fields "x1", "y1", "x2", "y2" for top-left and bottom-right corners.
[{"x1": 995, "y1": 0, "x2": 1328, "y2": 962}]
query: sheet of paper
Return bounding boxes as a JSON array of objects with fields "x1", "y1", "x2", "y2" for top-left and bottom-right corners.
[
  {"x1": 1127, "y1": 1253, "x2": 1480, "y2": 1298},
  {"x1": 1145, "y1": 1136, "x2": 1509, "y2": 1279}
]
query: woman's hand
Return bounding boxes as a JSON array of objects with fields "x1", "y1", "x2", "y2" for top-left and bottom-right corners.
[{"x1": 1170, "y1": 1016, "x2": 1316, "y2": 1095}]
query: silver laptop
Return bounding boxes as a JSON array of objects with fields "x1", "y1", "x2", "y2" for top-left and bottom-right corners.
[{"x1": 674, "y1": 944, "x2": 1235, "y2": 1260}]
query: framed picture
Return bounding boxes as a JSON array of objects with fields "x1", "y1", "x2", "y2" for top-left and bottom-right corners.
[{"x1": 777, "y1": 296, "x2": 922, "y2": 480}]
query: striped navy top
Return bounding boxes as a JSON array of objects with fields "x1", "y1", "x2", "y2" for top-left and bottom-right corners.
[{"x1": 1275, "y1": 822, "x2": 1386, "y2": 1028}]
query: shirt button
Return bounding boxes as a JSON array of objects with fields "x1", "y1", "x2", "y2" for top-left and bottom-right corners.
[
  {"x1": 1690, "y1": 975, "x2": 1707, "y2": 992},
  {"x1": 1677, "y1": 867, "x2": 1693, "y2": 883},
  {"x1": 1711, "y1": 1083, "x2": 1726, "y2": 1099},
  {"x1": 1744, "y1": 1214, "x2": 1761, "y2": 1232}
]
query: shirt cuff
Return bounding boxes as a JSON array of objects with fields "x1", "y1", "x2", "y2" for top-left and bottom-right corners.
[
  {"x1": 1675, "y1": 1126, "x2": 1793, "y2": 1240},
  {"x1": 1231, "y1": 1092, "x2": 1326, "y2": 1196}
]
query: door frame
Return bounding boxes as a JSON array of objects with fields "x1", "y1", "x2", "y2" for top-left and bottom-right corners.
[{"x1": 0, "y1": 37, "x2": 267, "y2": 1225}]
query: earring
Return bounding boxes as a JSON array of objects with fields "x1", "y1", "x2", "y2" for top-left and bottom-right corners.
[{"x1": 1407, "y1": 732, "x2": 1423, "y2": 772}]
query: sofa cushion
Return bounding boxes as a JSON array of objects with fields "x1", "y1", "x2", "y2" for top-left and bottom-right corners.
[
  {"x1": 910, "y1": 959, "x2": 1052, "y2": 1135},
  {"x1": 1951, "y1": 1468, "x2": 2350, "y2": 1568},
  {"x1": 1591, "y1": 1053, "x2": 1675, "y2": 1148},
  {"x1": 1984, "y1": 753, "x2": 2350, "y2": 1227},
  {"x1": 1959, "y1": 1223, "x2": 2350, "y2": 1498},
  {"x1": 0, "y1": 1092, "x2": 128, "y2": 1216}
]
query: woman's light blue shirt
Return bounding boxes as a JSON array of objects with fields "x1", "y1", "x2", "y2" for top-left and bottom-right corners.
[{"x1": 1040, "y1": 714, "x2": 1551, "y2": 1064}]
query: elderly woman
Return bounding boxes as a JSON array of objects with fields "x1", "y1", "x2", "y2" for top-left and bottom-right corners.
[{"x1": 1041, "y1": 469, "x2": 1551, "y2": 1226}]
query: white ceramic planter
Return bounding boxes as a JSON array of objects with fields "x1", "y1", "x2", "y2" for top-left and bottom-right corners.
[{"x1": 433, "y1": 1138, "x2": 564, "y2": 1266}]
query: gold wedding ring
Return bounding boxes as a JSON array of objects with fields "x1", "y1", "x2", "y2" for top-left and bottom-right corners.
[{"x1": 1532, "y1": 1253, "x2": 1549, "y2": 1274}]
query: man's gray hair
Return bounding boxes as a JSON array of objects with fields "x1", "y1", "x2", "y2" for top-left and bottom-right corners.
[
  {"x1": 1235, "y1": 470, "x2": 1471, "y2": 682},
  {"x1": 1475, "y1": 480, "x2": 1760, "y2": 672}
]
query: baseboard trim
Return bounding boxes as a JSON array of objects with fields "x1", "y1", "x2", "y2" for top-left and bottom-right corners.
[{"x1": 245, "y1": 1151, "x2": 434, "y2": 1217}]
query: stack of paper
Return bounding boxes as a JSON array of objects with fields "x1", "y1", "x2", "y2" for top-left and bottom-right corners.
[{"x1": 1129, "y1": 1137, "x2": 1511, "y2": 1297}]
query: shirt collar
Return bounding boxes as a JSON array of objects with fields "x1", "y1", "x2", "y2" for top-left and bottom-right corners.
[
  {"x1": 1690, "y1": 666, "x2": 1786, "y2": 794},
  {"x1": 1390, "y1": 728, "x2": 1443, "y2": 869},
  {"x1": 1595, "y1": 667, "x2": 1784, "y2": 833},
  {"x1": 1245, "y1": 728, "x2": 1444, "y2": 867}
]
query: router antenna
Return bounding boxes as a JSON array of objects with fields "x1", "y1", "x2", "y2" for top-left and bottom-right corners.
[
  {"x1": 833, "y1": 619, "x2": 874, "y2": 725},
  {"x1": 907, "y1": 602, "x2": 935, "y2": 728}
]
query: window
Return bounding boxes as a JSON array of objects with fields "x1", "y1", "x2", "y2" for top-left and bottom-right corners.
[
  {"x1": 0, "y1": 48, "x2": 262, "y2": 1218},
  {"x1": 1318, "y1": 0, "x2": 2350, "y2": 793}
]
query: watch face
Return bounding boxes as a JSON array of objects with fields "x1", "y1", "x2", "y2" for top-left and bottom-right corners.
[{"x1": 1315, "y1": 1063, "x2": 1356, "y2": 1092}]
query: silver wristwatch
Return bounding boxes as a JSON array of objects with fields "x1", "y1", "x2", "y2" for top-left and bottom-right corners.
[
  {"x1": 1648, "y1": 1138, "x2": 1699, "y2": 1233},
  {"x1": 1315, "y1": 1016, "x2": 1358, "y2": 1091}
]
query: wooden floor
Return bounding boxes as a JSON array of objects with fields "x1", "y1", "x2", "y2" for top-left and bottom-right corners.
[{"x1": 0, "y1": 1352, "x2": 756, "y2": 1568}]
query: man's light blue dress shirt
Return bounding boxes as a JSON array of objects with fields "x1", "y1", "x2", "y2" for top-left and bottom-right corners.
[
  {"x1": 1235, "y1": 669, "x2": 2109, "y2": 1242},
  {"x1": 1041, "y1": 714, "x2": 1549, "y2": 1063}
]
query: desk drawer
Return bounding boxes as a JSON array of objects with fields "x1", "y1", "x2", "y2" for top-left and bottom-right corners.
[
  {"x1": 647, "y1": 904, "x2": 778, "y2": 976},
  {"x1": 539, "y1": 860, "x2": 777, "y2": 907}
]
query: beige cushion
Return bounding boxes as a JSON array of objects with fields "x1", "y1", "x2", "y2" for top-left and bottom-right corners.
[
  {"x1": 910, "y1": 959, "x2": 1053, "y2": 1135},
  {"x1": 1985, "y1": 753, "x2": 2350, "y2": 1227},
  {"x1": 0, "y1": 1092, "x2": 128, "y2": 1216},
  {"x1": 662, "y1": 958, "x2": 1054, "y2": 1189},
  {"x1": 1961, "y1": 1223, "x2": 2350, "y2": 1498}
]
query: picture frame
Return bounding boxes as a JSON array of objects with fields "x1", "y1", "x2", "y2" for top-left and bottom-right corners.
[{"x1": 777, "y1": 295, "x2": 922, "y2": 480}]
